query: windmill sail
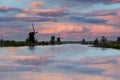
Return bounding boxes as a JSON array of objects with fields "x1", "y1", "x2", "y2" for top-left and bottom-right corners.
[{"x1": 32, "y1": 23, "x2": 35, "y2": 33}]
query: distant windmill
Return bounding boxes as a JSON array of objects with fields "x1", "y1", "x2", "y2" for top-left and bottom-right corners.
[
  {"x1": 50, "y1": 34, "x2": 63, "y2": 44},
  {"x1": 26, "y1": 23, "x2": 38, "y2": 43},
  {"x1": 56, "y1": 35, "x2": 62, "y2": 43}
]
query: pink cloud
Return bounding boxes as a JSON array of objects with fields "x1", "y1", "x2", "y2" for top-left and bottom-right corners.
[
  {"x1": 16, "y1": 13, "x2": 30, "y2": 17},
  {"x1": 87, "y1": 24, "x2": 120, "y2": 37},
  {"x1": 0, "y1": 27, "x2": 19, "y2": 37},
  {"x1": 0, "y1": 22, "x2": 119, "y2": 40},
  {"x1": 33, "y1": 22, "x2": 119, "y2": 39},
  {"x1": 0, "y1": 6, "x2": 11, "y2": 11},
  {"x1": 87, "y1": 9, "x2": 120, "y2": 26},
  {"x1": 29, "y1": 1, "x2": 44, "y2": 8},
  {"x1": 110, "y1": 0, "x2": 120, "y2": 4},
  {"x1": 67, "y1": 0, "x2": 120, "y2": 4},
  {"x1": 22, "y1": 8, "x2": 68, "y2": 17},
  {"x1": 36, "y1": 22, "x2": 83, "y2": 34}
]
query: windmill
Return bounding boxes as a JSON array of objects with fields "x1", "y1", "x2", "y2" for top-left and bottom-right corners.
[
  {"x1": 26, "y1": 23, "x2": 38, "y2": 43},
  {"x1": 50, "y1": 34, "x2": 63, "y2": 44},
  {"x1": 56, "y1": 34, "x2": 64, "y2": 43},
  {"x1": 56, "y1": 35, "x2": 61, "y2": 43}
]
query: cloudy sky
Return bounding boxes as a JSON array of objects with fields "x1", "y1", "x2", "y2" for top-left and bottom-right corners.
[{"x1": 0, "y1": 0, "x2": 120, "y2": 41}]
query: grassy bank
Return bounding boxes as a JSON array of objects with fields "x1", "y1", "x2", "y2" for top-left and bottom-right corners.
[
  {"x1": 0, "y1": 40, "x2": 120, "y2": 49},
  {"x1": 0, "y1": 41, "x2": 36, "y2": 47},
  {"x1": 0, "y1": 41, "x2": 63, "y2": 47},
  {"x1": 93, "y1": 43, "x2": 120, "y2": 49}
]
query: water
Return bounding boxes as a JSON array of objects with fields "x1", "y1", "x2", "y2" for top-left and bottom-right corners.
[{"x1": 0, "y1": 44, "x2": 120, "y2": 80}]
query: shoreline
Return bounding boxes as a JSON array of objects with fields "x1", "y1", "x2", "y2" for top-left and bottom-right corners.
[
  {"x1": 92, "y1": 43, "x2": 120, "y2": 49},
  {"x1": 0, "y1": 41, "x2": 120, "y2": 49}
]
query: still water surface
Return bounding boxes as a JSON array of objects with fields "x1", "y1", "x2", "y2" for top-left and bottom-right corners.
[{"x1": 0, "y1": 44, "x2": 120, "y2": 80}]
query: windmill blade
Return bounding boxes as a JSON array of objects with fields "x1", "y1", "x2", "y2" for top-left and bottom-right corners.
[{"x1": 32, "y1": 23, "x2": 35, "y2": 33}]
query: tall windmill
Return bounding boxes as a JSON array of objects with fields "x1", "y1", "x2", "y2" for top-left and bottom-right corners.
[{"x1": 26, "y1": 23, "x2": 38, "y2": 43}]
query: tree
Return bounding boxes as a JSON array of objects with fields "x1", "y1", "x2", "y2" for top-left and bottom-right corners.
[
  {"x1": 117, "y1": 37, "x2": 120, "y2": 43},
  {"x1": 94, "y1": 38, "x2": 99, "y2": 45},
  {"x1": 100, "y1": 36, "x2": 107, "y2": 44},
  {"x1": 0, "y1": 39, "x2": 3, "y2": 42},
  {"x1": 82, "y1": 39, "x2": 85, "y2": 44}
]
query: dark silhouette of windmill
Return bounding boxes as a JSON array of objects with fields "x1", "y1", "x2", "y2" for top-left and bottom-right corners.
[
  {"x1": 50, "y1": 35, "x2": 63, "y2": 44},
  {"x1": 26, "y1": 23, "x2": 38, "y2": 43},
  {"x1": 56, "y1": 35, "x2": 63, "y2": 43},
  {"x1": 50, "y1": 36, "x2": 55, "y2": 44}
]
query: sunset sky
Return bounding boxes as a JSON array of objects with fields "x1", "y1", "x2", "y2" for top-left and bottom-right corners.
[{"x1": 0, "y1": 0, "x2": 120, "y2": 41}]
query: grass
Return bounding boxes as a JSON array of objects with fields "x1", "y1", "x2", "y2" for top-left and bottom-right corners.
[
  {"x1": 93, "y1": 42, "x2": 120, "y2": 49},
  {"x1": 0, "y1": 40, "x2": 120, "y2": 49},
  {"x1": 0, "y1": 41, "x2": 35, "y2": 47},
  {"x1": 0, "y1": 41, "x2": 63, "y2": 47}
]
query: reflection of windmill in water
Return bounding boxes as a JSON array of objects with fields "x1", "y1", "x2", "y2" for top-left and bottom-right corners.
[{"x1": 26, "y1": 23, "x2": 38, "y2": 43}]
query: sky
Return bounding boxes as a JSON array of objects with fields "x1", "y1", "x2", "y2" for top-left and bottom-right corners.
[{"x1": 0, "y1": 0, "x2": 120, "y2": 41}]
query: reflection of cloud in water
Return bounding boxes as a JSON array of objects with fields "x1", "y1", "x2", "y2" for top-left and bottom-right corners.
[
  {"x1": 1, "y1": 47, "x2": 24, "y2": 55},
  {"x1": 74, "y1": 56, "x2": 120, "y2": 79},
  {"x1": 57, "y1": 64, "x2": 105, "y2": 74},
  {"x1": 0, "y1": 53, "x2": 53, "y2": 66},
  {"x1": 0, "y1": 44, "x2": 120, "y2": 80},
  {"x1": 0, "y1": 55, "x2": 120, "y2": 80}
]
